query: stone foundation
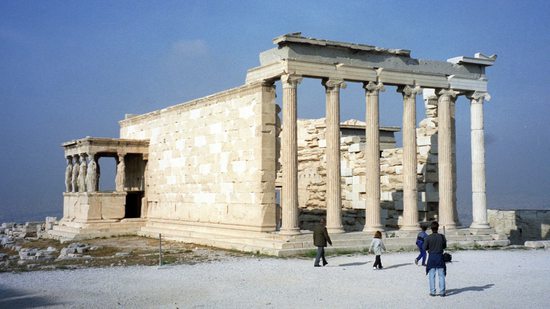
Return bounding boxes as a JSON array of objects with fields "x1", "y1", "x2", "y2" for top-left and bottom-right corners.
[{"x1": 488, "y1": 209, "x2": 550, "y2": 245}]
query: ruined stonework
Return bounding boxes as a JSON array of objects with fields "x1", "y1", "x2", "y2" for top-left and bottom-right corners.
[
  {"x1": 290, "y1": 98, "x2": 441, "y2": 231},
  {"x1": 488, "y1": 209, "x2": 550, "y2": 244}
]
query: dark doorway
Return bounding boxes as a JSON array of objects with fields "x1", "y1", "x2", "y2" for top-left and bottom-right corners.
[{"x1": 125, "y1": 191, "x2": 143, "y2": 218}]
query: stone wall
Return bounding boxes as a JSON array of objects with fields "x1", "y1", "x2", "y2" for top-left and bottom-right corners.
[
  {"x1": 119, "y1": 83, "x2": 278, "y2": 231},
  {"x1": 488, "y1": 209, "x2": 550, "y2": 244}
]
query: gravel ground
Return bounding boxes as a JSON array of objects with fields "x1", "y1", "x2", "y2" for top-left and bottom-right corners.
[{"x1": 1, "y1": 249, "x2": 549, "y2": 308}]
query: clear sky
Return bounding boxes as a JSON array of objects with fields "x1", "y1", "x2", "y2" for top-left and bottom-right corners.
[{"x1": 1, "y1": 0, "x2": 549, "y2": 224}]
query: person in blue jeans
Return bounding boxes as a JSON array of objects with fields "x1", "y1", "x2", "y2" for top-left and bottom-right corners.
[
  {"x1": 415, "y1": 225, "x2": 428, "y2": 266},
  {"x1": 423, "y1": 221, "x2": 447, "y2": 297}
]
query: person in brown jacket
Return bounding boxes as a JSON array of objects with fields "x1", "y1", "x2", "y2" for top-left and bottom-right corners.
[{"x1": 313, "y1": 218, "x2": 332, "y2": 267}]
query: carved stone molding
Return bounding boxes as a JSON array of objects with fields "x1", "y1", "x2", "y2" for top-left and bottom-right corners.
[
  {"x1": 397, "y1": 84, "x2": 422, "y2": 98},
  {"x1": 438, "y1": 88, "x2": 460, "y2": 99},
  {"x1": 281, "y1": 74, "x2": 303, "y2": 88},
  {"x1": 322, "y1": 78, "x2": 347, "y2": 90},
  {"x1": 363, "y1": 81, "x2": 385, "y2": 93},
  {"x1": 467, "y1": 91, "x2": 491, "y2": 102}
]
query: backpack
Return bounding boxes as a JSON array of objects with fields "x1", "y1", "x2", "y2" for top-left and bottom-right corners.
[{"x1": 443, "y1": 252, "x2": 452, "y2": 263}]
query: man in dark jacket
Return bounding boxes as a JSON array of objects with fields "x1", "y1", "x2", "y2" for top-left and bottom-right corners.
[
  {"x1": 423, "y1": 221, "x2": 447, "y2": 296},
  {"x1": 313, "y1": 218, "x2": 332, "y2": 267}
]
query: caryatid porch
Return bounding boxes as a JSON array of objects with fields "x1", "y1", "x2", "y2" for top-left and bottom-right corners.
[
  {"x1": 62, "y1": 137, "x2": 149, "y2": 223},
  {"x1": 247, "y1": 33, "x2": 496, "y2": 233}
]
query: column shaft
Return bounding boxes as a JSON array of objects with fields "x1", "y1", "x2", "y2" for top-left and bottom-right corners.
[
  {"x1": 280, "y1": 74, "x2": 302, "y2": 235},
  {"x1": 400, "y1": 85, "x2": 421, "y2": 231},
  {"x1": 469, "y1": 92, "x2": 491, "y2": 229},
  {"x1": 363, "y1": 81, "x2": 385, "y2": 232},
  {"x1": 437, "y1": 89, "x2": 459, "y2": 230},
  {"x1": 324, "y1": 79, "x2": 346, "y2": 234}
]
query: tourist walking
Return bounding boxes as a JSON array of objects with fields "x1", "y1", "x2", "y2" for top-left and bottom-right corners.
[
  {"x1": 415, "y1": 225, "x2": 429, "y2": 266},
  {"x1": 370, "y1": 231, "x2": 386, "y2": 269},
  {"x1": 313, "y1": 217, "x2": 332, "y2": 267},
  {"x1": 423, "y1": 221, "x2": 447, "y2": 297}
]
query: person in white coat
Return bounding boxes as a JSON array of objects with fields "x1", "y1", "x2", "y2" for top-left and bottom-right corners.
[{"x1": 370, "y1": 230, "x2": 386, "y2": 269}]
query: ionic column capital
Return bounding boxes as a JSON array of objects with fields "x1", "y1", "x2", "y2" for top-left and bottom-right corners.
[
  {"x1": 397, "y1": 84, "x2": 422, "y2": 98},
  {"x1": 363, "y1": 81, "x2": 385, "y2": 93},
  {"x1": 467, "y1": 91, "x2": 491, "y2": 102},
  {"x1": 281, "y1": 74, "x2": 303, "y2": 88},
  {"x1": 322, "y1": 78, "x2": 347, "y2": 91},
  {"x1": 438, "y1": 88, "x2": 460, "y2": 99}
]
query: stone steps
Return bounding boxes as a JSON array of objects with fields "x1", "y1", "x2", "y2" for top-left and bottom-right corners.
[
  {"x1": 49, "y1": 220, "x2": 511, "y2": 256},
  {"x1": 48, "y1": 219, "x2": 146, "y2": 242}
]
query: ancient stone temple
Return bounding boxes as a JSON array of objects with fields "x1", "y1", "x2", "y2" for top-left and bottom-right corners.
[{"x1": 50, "y1": 33, "x2": 506, "y2": 254}]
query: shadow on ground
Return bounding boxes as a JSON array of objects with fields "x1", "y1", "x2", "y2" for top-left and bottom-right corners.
[
  {"x1": 0, "y1": 284, "x2": 65, "y2": 307},
  {"x1": 383, "y1": 263, "x2": 411, "y2": 269},
  {"x1": 339, "y1": 261, "x2": 370, "y2": 267},
  {"x1": 446, "y1": 284, "x2": 495, "y2": 296}
]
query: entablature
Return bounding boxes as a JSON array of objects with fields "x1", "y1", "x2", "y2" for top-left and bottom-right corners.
[{"x1": 62, "y1": 137, "x2": 149, "y2": 159}]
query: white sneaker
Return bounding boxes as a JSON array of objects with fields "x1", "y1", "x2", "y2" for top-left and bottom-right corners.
[{"x1": 373, "y1": 267, "x2": 377, "y2": 270}]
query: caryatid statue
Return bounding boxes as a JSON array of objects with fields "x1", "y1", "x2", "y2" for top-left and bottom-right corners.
[
  {"x1": 115, "y1": 154, "x2": 125, "y2": 192},
  {"x1": 64, "y1": 156, "x2": 73, "y2": 192},
  {"x1": 77, "y1": 154, "x2": 87, "y2": 192},
  {"x1": 86, "y1": 154, "x2": 98, "y2": 192},
  {"x1": 71, "y1": 155, "x2": 80, "y2": 192}
]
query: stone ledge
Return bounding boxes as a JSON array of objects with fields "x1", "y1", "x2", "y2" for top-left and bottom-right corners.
[{"x1": 524, "y1": 240, "x2": 550, "y2": 249}]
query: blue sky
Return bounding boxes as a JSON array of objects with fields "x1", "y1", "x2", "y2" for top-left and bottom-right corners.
[{"x1": 1, "y1": 0, "x2": 549, "y2": 223}]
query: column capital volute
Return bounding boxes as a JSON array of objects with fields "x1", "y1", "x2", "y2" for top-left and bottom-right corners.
[
  {"x1": 363, "y1": 81, "x2": 385, "y2": 93},
  {"x1": 466, "y1": 91, "x2": 491, "y2": 102},
  {"x1": 322, "y1": 78, "x2": 347, "y2": 90},
  {"x1": 281, "y1": 74, "x2": 303, "y2": 88},
  {"x1": 438, "y1": 88, "x2": 460, "y2": 99},
  {"x1": 397, "y1": 84, "x2": 422, "y2": 98}
]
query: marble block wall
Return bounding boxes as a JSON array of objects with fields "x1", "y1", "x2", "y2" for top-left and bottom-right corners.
[{"x1": 119, "y1": 83, "x2": 278, "y2": 231}]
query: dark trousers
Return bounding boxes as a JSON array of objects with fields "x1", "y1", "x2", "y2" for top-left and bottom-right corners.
[
  {"x1": 416, "y1": 243, "x2": 427, "y2": 265},
  {"x1": 314, "y1": 246, "x2": 327, "y2": 266},
  {"x1": 373, "y1": 255, "x2": 383, "y2": 269}
]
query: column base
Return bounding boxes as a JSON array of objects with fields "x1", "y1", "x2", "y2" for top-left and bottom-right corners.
[
  {"x1": 441, "y1": 223, "x2": 457, "y2": 231},
  {"x1": 327, "y1": 227, "x2": 345, "y2": 234},
  {"x1": 363, "y1": 225, "x2": 385, "y2": 233},
  {"x1": 400, "y1": 225, "x2": 421, "y2": 232},
  {"x1": 278, "y1": 228, "x2": 301, "y2": 236},
  {"x1": 470, "y1": 222, "x2": 491, "y2": 229}
]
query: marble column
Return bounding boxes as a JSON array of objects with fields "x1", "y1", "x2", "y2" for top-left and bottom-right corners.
[
  {"x1": 71, "y1": 154, "x2": 79, "y2": 193},
  {"x1": 451, "y1": 100, "x2": 460, "y2": 226},
  {"x1": 323, "y1": 78, "x2": 346, "y2": 234},
  {"x1": 468, "y1": 91, "x2": 491, "y2": 229},
  {"x1": 437, "y1": 89, "x2": 459, "y2": 230},
  {"x1": 399, "y1": 85, "x2": 422, "y2": 231},
  {"x1": 115, "y1": 153, "x2": 126, "y2": 192},
  {"x1": 363, "y1": 81, "x2": 385, "y2": 232},
  {"x1": 64, "y1": 156, "x2": 73, "y2": 192},
  {"x1": 280, "y1": 74, "x2": 302, "y2": 235}
]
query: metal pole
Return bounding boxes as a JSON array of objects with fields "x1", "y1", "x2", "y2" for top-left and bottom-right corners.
[{"x1": 159, "y1": 233, "x2": 162, "y2": 267}]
